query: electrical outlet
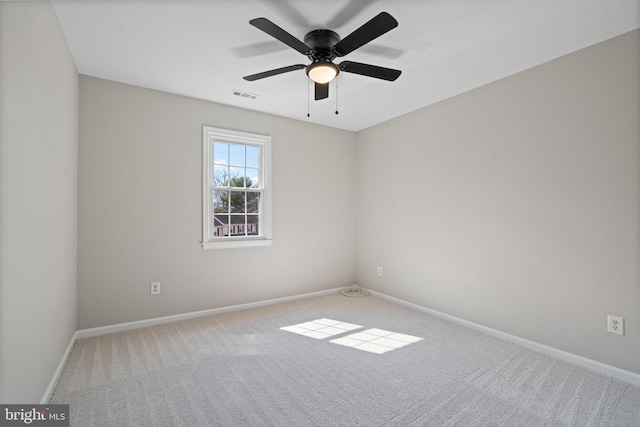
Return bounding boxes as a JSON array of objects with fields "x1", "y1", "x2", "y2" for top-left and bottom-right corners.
[
  {"x1": 607, "y1": 315, "x2": 624, "y2": 336},
  {"x1": 377, "y1": 266, "x2": 383, "y2": 276},
  {"x1": 150, "y1": 282, "x2": 161, "y2": 295}
]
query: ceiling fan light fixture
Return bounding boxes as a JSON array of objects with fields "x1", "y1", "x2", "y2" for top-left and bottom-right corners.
[
  {"x1": 244, "y1": 13, "x2": 401, "y2": 102},
  {"x1": 306, "y1": 62, "x2": 339, "y2": 84}
]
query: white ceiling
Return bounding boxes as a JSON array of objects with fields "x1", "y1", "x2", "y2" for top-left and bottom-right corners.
[{"x1": 52, "y1": 0, "x2": 640, "y2": 132}]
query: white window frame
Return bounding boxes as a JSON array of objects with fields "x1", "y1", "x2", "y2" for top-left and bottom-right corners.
[{"x1": 202, "y1": 126, "x2": 272, "y2": 250}]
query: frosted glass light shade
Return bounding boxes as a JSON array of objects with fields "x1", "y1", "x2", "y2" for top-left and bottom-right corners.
[{"x1": 307, "y1": 63, "x2": 339, "y2": 83}]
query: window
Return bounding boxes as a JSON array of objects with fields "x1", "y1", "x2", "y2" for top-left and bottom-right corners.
[{"x1": 202, "y1": 126, "x2": 272, "y2": 249}]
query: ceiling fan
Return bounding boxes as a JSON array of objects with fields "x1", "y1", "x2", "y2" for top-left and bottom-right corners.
[{"x1": 243, "y1": 12, "x2": 402, "y2": 101}]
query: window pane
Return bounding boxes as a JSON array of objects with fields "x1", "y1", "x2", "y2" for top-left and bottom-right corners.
[
  {"x1": 214, "y1": 142, "x2": 228, "y2": 165},
  {"x1": 229, "y1": 167, "x2": 245, "y2": 187},
  {"x1": 229, "y1": 144, "x2": 245, "y2": 166},
  {"x1": 204, "y1": 127, "x2": 270, "y2": 246},
  {"x1": 230, "y1": 191, "x2": 245, "y2": 213},
  {"x1": 246, "y1": 146, "x2": 259, "y2": 168},
  {"x1": 214, "y1": 165, "x2": 228, "y2": 186},
  {"x1": 212, "y1": 214, "x2": 226, "y2": 238},
  {"x1": 246, "y1": 168, "x2": 259, "y2": 188},
  {"x1": 213, "y1": 191, "x2": 229, "y2": 213},
  {"x1": 247, "y1": 192, "x2": 260, "y2": 214},
  {"x1": 247, "y1": 215, "x2": 259, "y2": 235},
  {"x1": 229, "y1": 215, "x2": 245, "y2": 236}
]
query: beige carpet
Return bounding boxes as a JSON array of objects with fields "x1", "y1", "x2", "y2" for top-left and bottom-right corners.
[{"x1": 50, "y1": 293, "x2": 640, "y2": 426}]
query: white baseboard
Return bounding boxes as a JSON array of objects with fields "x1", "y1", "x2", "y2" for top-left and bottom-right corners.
[
  {"x1": 75, "y1": 287, "x2": 342, "y2": 339},
  {"x1": 43, "y1": 287, "x2": 342, "y2": 402},
  {"x1": 368, "y1": 290, "x2": 640, "y2": 387},
  {"x1": 43, "y1": 286, "x2": 639, "y2": 402},
  {"x1": 41, "y1": 330, "x2": 79, "y2": 404}
]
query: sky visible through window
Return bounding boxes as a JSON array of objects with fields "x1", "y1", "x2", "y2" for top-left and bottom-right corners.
[{"x1": 214, "y1": 142, "x2": 260, "y2": 188}]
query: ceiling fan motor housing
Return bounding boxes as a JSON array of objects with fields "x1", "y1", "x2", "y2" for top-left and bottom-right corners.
[{"x1": 304, "y1": 29, "x2": 340, "y2": 61}]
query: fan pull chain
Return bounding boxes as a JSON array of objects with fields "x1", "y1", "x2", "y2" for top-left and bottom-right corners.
[
  {"x1": 307, "y1": 79, "x2": 311, "y2": 118},
  {"x1": 335, "y1": 76, "x2": 339, "y2": 115}
]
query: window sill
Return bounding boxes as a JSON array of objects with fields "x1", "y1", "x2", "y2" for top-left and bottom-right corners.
[{"x1": 201, "y1": 238, "x2": 273, "y2": 250}]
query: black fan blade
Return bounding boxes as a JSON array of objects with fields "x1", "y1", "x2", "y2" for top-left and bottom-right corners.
[
  {"x1": 250, "y1": 18, "x2": 312, "y2": 55},
  {"x1": 333, "y1": 12, "x2": 398, "y2": 57},
  {"x1": 339, "y1": 61, "x2": 401, "y2": 81},
  {"x1": 243, "y1": 64, "x2": 306, "y2": 81},
  {"x1": 315, "y1": 82, "x2": 329, "y2": 100}
]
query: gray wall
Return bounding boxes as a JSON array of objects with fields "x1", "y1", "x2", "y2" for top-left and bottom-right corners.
[
  {"x1": 356, "y1": 30, "x2": 640, "y2": 374},
  {"x1": 2, "y1": 3, "x2": 637, "y2": 404},
  {"x1": 0, "y1": 2, "x2": 78, "y2": 402},
  {"x1": 77, "y1": 76, "x2": 357, "y2": 329}
]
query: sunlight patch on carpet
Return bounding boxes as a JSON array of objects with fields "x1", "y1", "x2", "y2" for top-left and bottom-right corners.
[
  {"x1": 331, "y1": 328, "x2": 423, "y2": 354},
  {"x1": 280, "y1": 318, "x2": 363, "y2": 339},
  {"x1": 281, "y1": 319, "x2": 422, "y2": 354}
]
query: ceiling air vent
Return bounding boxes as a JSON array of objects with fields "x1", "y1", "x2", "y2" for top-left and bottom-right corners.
[{"x1": 231, "y1": 89, "x2": 260, "y2": 100}]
